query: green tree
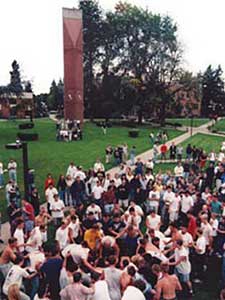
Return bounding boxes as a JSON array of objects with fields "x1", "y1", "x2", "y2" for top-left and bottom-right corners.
[
  {"x1": 46, "y1": 80, "x2": 64, "y2": 111},
  {"x1": 201, "y1": 65, "x2": 225, "y2": 117},
  {"x1": 8, "y1": 60, "x2": 23, "y2": 96},
  {"x1": 79, "y1": 0, "x2": 104, "y2": 118}
]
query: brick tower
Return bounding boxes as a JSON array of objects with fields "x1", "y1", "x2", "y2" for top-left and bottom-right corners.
[{"x1": 63, "y1": 8, "x2": 84, "y2": 124}]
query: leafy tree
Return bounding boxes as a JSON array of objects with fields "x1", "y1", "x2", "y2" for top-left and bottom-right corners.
[
  {"x1": 8, "y1": 60, "x2": 23, "y2": 96},
  {"x1": 79, "y1": 0, "x2": 104, "y2": 118},
  {"x1": 201, "y1": 65, "x2": 225, "y2": 117},
  {"x1": 46, "y1": 80, "x2": 64, "y2": 111}
]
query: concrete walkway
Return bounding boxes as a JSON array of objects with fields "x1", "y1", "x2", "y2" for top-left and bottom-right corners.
[{"x1": 0, "y1": 118, "x2": 221, "y2": 248}]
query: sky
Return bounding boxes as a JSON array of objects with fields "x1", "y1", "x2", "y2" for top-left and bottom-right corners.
[{"x1": 0, "y1": 0, "x2": 225, "y2": 94}]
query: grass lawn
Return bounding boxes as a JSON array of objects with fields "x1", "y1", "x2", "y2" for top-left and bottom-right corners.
[
  {"x1": 0, "y1": 119, "x2": 182, "y2": 221},
  {"x1": 211, "y1": 119, "x2": 225, "y2": 132},
  {"x1": 166, "y1": 118, "x2": 209, "y2": 127},
  {"x1": 180, "y1": 133, "x2": 225, "y2": 153}
]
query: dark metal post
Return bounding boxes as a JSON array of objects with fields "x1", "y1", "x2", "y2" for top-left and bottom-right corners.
[
  {"x1": 190, "y1": 116, "x2": 193, "y2": 137},
  {"x1": 22, "y1": 142, "x2": 29, "y2": 199}
]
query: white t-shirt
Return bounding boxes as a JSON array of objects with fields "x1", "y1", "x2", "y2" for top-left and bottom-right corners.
[
  {"x1": 210, "y1": 218, "x2": 219, "y2": 237},
  {"x1": 170, "y1": 196, "x2": 181, "y2": 212},
  {"x1": 175, "y1": 247, "x2": 191, "y2": 274},
  {"x1": 126, "y1": 205, "x2": 144, "y2": 216},
  {"x1": 127, "y1": 215, "x2": 142, "y2": 227},
  {"x1": 92, "y1": 185, "x2": 104, "y2": 200},
  {"x1": 180, "y1": 231, "x2": 193, "y2": 253},
  {"x1": 50, "y1": 199, "x2": 65, "y2": 218},
  {"x1": 92, "y1": 280, "x2": 111, "y2": 300},
  {"x1": 14, "y1": 228, "x2": 24, "y2": 252},
  {"x1": 196, "y1": 236, "x2": 206, "y2": 255},
  {"x1": 68, "y1": 221, "x2": 80, "y2": 239},
  {"x1": 56, "y1": 227, "x2": 69, "y2": 250},
  {"x1": 86, "y1": 204, "x2": 102, "y2": 220},
  {"x1": 74, "y1": 170, "x2": 86, "y2": 181},
  {"x1": 122, "y1": 286, "x2": 145, "y2": 300},
  {"x1": 201, "y1": 222, "x2": 213, "y2": 245},
  {"x1": 163, "y1": 191, "x2": 175, "y2": 205},
  {"x1": 149, "y1": 190, "x2": 160, "y2": 207},
  {"x1": 26, "y1": 227, "x2": 42, "y2": 252},
  {"x1": 28, "y1": 251, "x2": 45, "y2": 272},
  {"x1": 62, "y1": 244, "x2": 89, "y2": 264},
  {"x1": 0, "y1": 162, "x2": 3, "y2": 174},
  {"x1": 146, "y1": 214, "x2": 161, "y2": 230},
  {"x1": 8, "y1": 161, "x2": 17, "y2": 170},
  {"x1": 67, "y1": 165, "x2": 77, "y2": 179},
  {"x1": 45, "y1": 187, "x2": 58, "y2": 205},
  {"x1": 3, "y1": 265, "x2": 29, "y2": 294},
  {"x1": 174, "y1": 166, "x2": 184, "y2": 177},
  {"x1": 181, "y1": 195, "x2": 193, "y2": 213}
]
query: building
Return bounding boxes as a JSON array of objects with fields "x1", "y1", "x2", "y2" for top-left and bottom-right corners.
[{"x1": 0, "y1": 92, "x2": 34, "y2": 119}]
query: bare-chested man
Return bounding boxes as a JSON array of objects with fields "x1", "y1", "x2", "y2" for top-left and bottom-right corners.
[
  {"x1": 0, "y1": 237, "x2": 18, "y2": 278},
  {"x1": 155, "y1": 262, "x2": 182, "y2": 300}
]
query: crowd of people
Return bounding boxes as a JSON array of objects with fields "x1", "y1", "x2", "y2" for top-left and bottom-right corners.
[
  {"x1": 56, "y1": 119, "x2": 82, "y2": 142},
  {"x1": 1, "y1": 141, "x2": 225, "y2": 300}
]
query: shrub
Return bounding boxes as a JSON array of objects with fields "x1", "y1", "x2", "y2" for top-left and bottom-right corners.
[{"x1": 129, "y1": 129, "x2": 139, "y2": 138}]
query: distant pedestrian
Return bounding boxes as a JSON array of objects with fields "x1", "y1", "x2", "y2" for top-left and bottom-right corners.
[{"x1": 130, "y1": 146, "x2": 136, "y2": 166}]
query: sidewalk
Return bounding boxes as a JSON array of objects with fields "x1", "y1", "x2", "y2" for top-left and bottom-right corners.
[{"x1": 0, "y1": 119, "x2": 217, "y2": 248}]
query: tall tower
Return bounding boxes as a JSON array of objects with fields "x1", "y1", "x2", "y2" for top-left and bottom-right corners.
[{"x1": 63, "y1": 8, "x2": 84, "y2": 124}]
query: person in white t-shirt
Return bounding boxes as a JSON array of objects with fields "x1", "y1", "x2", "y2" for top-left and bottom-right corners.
[
  {"x1": 122, "y1": 281, "x2": 145, "y2": 300},
  {"x1": 26, "y1": 226, "x2": 42, "y2": 253},
  {"x1": 179, "y1": 225, "x2": 193, "y2": 254},
  {"x1": 91, "y1": 272, "x2": 111, "y2": 300},
  {"x1": 192, "y1": 229, "x2": 207, "y2": 283},
  {"x1": 200, "y1": 215, "x2": 213, "y2": 248},
  {"x1": 92, "y1": 181, "x2": 104, "y2": 203},
  {"x1": 68, "y1": 215, "x2": 80, "y2": 243},
  {"x1": 8, "y1": 159, "x2": 17, "y2": 183},
  {"x1": 180, "y1": 191, "x2": 193, "y2": 214},
  {"x1": 169, "y1": 192, "x2": 181, "y2": 222},
  {"x1": 0, "y1": 160, "x2": 4, "y2": 188},
  {"x1": 168, "y1": 239, "x2": 193, "y2": 295},
  {"x1": 50, "y1": 194, "x2": 65, "y2": 226},
  {"x1": 45, "y1": 184, "x2": 58, "y2": 213},
  {"x1": 3, "y1": 255, "x2": 36, "y2": 299},
  {"x1": 55, "y1": 221, "x2": 70, "y2": 250},
  {"x1": 174, "y1": 162, "x2": 184, "y2": 178},
  {"x1": 13, "y1": 220, "x2": 25, "y2": 253},
  {"x1": 148, "y1": 187, "x2": 160, "y2": 213},
  {"x1": 94, "y1": 159, "x2": 105, "y2": 174},
  {"x1": 146, "y1": 210, "x2": 161, "y2": 231},
  {"x1": 86, "y1": 203, "x2": 102, "y2": 220},
  {"x1": 66, "y1": 162, "x2": 77, "y2": 179}
]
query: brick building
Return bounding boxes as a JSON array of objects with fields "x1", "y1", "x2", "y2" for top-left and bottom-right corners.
[{"x1": 0, "y1": 92, "x2": 33, "y2": 119}]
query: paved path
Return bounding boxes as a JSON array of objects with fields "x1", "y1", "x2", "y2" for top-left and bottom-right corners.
[{"x1": 0, "y1": 118, "x2": 221, "y2": 249}]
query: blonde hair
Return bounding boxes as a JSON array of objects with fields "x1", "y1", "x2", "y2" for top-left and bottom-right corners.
[{"x1": 8, "y1": 284, "x2": 21, "y2": 300}]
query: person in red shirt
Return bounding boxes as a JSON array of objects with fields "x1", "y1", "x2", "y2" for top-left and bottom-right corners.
[
  {"x1": 44, "y1": 173, "x2": 55, "y2": 190},
  {"x1": 187, "y1": 211, "x2": 197, "y2": 239},
  {"x1": 21, "y1": 199, "x2": 35, "y2": 235},
  {"x1": 160, "y1": 144, "x2": 168, "y2": 160}
]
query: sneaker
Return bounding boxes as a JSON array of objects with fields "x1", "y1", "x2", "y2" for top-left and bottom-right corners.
[{"x1": 0, "y1": 238, "x2": 4, "y2": 244}]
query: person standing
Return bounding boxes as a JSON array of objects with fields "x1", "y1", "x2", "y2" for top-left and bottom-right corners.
[
  {"x1": 155, "y1": 262, "x2": 182, "y2": 300},
  {"x1": 8, "y1": 159, "x2": 17, "y2": 183},
  {"x1": 130, "y1": 146, "x2": 136, "y2": 166},
  {"x1": 168, "y1": 239, "x2": 193, "y2": 296},
  {"x1": 0, "y1": 160, "x2": 4, "y2": 188},
  {"x1": 104, "y1": 256, "x2": 122, "y2": 300},
  {"x1": 169, "y1": 142, "x2": 177, "y2": 160}
]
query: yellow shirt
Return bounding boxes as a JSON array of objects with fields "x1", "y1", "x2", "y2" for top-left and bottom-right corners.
[{"x1": 84, "y1": 229, "x2": 102, "y2": 249}]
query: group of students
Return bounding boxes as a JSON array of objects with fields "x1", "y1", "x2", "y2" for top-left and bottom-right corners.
[
  {"x1": 2, "y1": 144, "x2": 225, "y2": 299},
  {"x1": 56, "y1": 119, "x2": 82, "y2": 142}
]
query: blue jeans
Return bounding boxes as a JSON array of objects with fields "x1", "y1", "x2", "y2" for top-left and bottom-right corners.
[
  {"x1": 9, "y1": 169, "x2": 17, "y2": 182},
  {"x1": 0, "y1": 174, "x2": 4, "y2": 187}
]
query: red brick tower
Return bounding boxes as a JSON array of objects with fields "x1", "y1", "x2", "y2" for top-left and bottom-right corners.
[{"x1": 63, "y1": 8, "x2": 84, "y2": 124}]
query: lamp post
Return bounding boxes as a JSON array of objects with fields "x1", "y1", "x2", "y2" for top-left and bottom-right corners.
[
  {"x1": 190, "y1": 114, "x2": 194, "y2": 137},
  {"x1": 5, "y1": 142, "x2": 29, "y2": 200}
]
